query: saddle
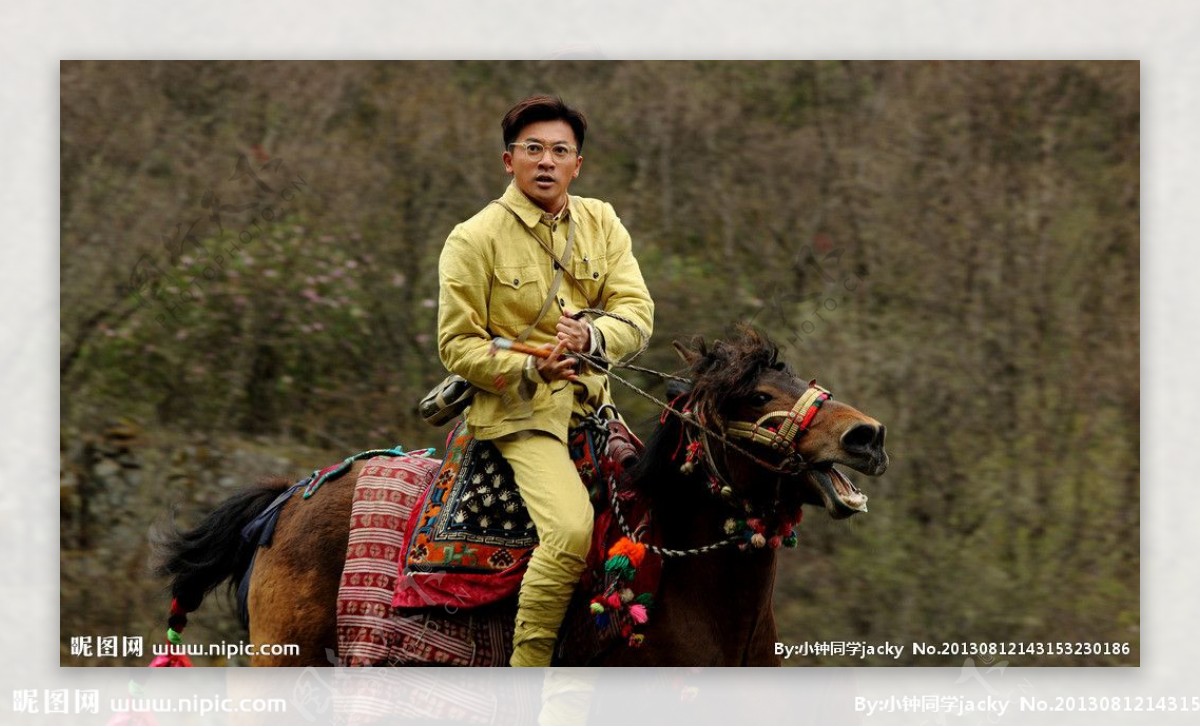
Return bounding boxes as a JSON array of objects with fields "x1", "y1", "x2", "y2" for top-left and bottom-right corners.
[
  {"x1": 332, "y1": 412, "x2": 661, "y2": 665},
  {"x1": 391, "y1": 411, "x2": 651, "y2": 611}
]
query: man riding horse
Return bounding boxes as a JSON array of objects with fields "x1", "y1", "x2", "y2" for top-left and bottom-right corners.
[{"x1": 436, "y1": 94, "x2": 654, "y2": 667}]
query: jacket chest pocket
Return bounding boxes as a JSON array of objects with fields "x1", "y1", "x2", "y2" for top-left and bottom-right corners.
[
  {"x1": 570, "y1": 254, "x2": 607, "y2": 307},
  {"x1": 490, "y1": 265, "x2": 545, "y2": 329}
]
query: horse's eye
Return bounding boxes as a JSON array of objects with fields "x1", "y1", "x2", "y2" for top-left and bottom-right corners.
[{"x1": 748, "y1": 392, "x2": 774, "y2": 407}]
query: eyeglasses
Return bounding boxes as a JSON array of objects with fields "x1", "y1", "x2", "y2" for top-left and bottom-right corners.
[{"x1": 507, "y1": 140, "x2": 578, "y2": 162}]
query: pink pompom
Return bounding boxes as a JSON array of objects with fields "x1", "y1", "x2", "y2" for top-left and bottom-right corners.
[
  {"x1": 606, "y1": 593, "x2": 623, "y2": 609},
  {"x1": 768, "y1": 536, "x2": 782, "y2": 549},
  {"x1": 629, "y1": 604, "x2": 649, "y2": 624},
  {"x1": 149, "y1": 653, "x2": 192, "y2": 668}
]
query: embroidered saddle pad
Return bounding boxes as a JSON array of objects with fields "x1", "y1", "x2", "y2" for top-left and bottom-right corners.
[
  {"x1": 335, "y1": 415, "x2": 650, "y2": 666},
  {"x1": 393, "y1": 419, "x2": 610, "y2": 611}
]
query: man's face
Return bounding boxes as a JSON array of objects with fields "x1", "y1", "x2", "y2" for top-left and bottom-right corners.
[{"x1": 502, "y1": 119, "x2": 583, "y2": 214}]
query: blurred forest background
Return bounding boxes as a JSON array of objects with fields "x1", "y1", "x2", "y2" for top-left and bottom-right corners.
[{"x1": 60, "y1": 61, "x2": 1138, "y2": 666}]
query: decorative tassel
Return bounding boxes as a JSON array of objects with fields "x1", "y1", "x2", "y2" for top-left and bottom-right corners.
[
  {"x1": 603, "y1": 554, "x2": 635, "y2": 582},
  {"x1": 628, "y1": 604, "x2": 649, "y2": 624},
  {"x1": 149, "y1": 653, "x2": 193, "y2": 668},
  {"x1": 750, "y1": 533, "x2": 767, "y2": 548},
  {"x1": 590, "y1": 536, "x2": 657, "y2": 649},
  {"x1": 628, "y1": 634, "x2": 645, "y2": 648},
  {"x1": 607, "y1": 538, "x2": 646, "y2": 568}
]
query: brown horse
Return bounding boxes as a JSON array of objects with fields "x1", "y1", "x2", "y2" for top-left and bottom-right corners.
[{"x1": 155, "y1": 326, "x2": 888, "y2": 666}]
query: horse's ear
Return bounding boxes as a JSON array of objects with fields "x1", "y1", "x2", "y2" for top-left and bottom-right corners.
[{"x1": 673, "y1": 337, "x2": 706, "y2": 366}]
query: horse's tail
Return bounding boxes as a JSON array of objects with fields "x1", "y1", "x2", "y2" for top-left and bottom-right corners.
[{"x1": 151, "y1": 478, "x2": 292, "y2": 632}]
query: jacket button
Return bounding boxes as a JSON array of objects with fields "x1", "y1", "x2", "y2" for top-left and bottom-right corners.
[
  {"x1": 513, "y1": 278, "x2": 520, "y2": 286},
  {"x1": 592, "y1": 272, "x2": 599, "y2": 279},
  {"x1": 558, "y1": 297, "x2": 565, "y2": 306}
]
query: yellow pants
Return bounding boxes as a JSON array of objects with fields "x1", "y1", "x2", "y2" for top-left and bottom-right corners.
[{"x1": 494, "y1": 431, "x2": 594, "y2": 667}]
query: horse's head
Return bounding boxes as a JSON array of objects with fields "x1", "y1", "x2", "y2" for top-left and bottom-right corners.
[{"x1": 672, "y1": 325, "x2": 888, "y2": 521}]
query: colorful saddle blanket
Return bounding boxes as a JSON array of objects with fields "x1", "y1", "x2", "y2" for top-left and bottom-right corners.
[
  {"x1": 393, "y1": 418, "x2": 611, "y2": 610},
  {"x1": 336, "y1": 453, "x2": 440, "y2": 665},
  {"x1": 335, "y1": 415, "x2": 657, "y2": 665}
]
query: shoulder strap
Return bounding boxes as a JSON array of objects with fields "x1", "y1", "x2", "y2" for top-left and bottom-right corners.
[{"x1": 492, "y1": 199, "x2": 576, "y2": 345}]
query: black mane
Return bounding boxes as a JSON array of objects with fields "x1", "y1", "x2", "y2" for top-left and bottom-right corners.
[{"x1": 629, "y1": 324, "x2": 789, "y2": 489}]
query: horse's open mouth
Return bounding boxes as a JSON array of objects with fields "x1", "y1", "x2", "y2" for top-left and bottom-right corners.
[{"x1": 808, "y1": 465, "x2": 869, "y2": 519}]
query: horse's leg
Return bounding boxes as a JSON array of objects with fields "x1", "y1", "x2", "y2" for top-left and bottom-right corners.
[{"x1": 247, "y1": 463, "x2": 360, "y2": 666}]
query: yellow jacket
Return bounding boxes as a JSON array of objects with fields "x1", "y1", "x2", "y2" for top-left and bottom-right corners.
[{"x1": 438, "y1": 182, "x2": 655, "y2": 443}]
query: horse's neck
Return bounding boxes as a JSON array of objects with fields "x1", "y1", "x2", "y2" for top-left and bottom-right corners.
[
  {"x1": 642, "y1": 468, "x2": 779, "y2": 604},
  {"x1": 619, "y1": 469, "x2": 779, "y2": 665}
]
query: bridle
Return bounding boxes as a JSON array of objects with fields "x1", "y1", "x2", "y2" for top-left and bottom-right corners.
[
  {"x1": 679, "y1": 381, "x2": 831, "y2": 501},
  {"x1": 550, "y1": 311, "x2": 834, "y2": 553},
  {"x1": 609, "y1": 378, "x2": 834, "y2": 556},
  {"x1": 724, "y1": 382, "x2": 831, "y2": 463}
]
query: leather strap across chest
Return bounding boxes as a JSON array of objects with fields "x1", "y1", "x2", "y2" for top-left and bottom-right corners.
[{"x1": 491, "y1": 199, "x2": 592, "y2": 339}]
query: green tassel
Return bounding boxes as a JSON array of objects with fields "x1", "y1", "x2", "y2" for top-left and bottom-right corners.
[
  {"x1": 633, "y1": 592, "x2": 654, "y2": 607},
  {"x1": 604, "y1": 555, "x2": 635, "y2": 581},
  {"x1": 166, "y1": 628, "x2": 183, "y2": 645},
  {"x1": 604, "y1": 554, "x2": 631, "y2": 572},
  {"x1": 783, "y1": 533, "x2": 798, "y2": 548}
]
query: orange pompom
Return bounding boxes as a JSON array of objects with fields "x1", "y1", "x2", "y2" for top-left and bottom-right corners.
[{"x1": 606, "y1": 537, "x2": 647, "y2": 568}]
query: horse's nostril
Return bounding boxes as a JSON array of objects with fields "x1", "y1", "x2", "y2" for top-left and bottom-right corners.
[{"x1": 843, "y1": 424, "x2": 880, "y2": 450}]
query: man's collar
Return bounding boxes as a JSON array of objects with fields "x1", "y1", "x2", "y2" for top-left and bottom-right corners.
[{"x1": 501, "y1": 181, "x2": 570, "y2": 229}]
